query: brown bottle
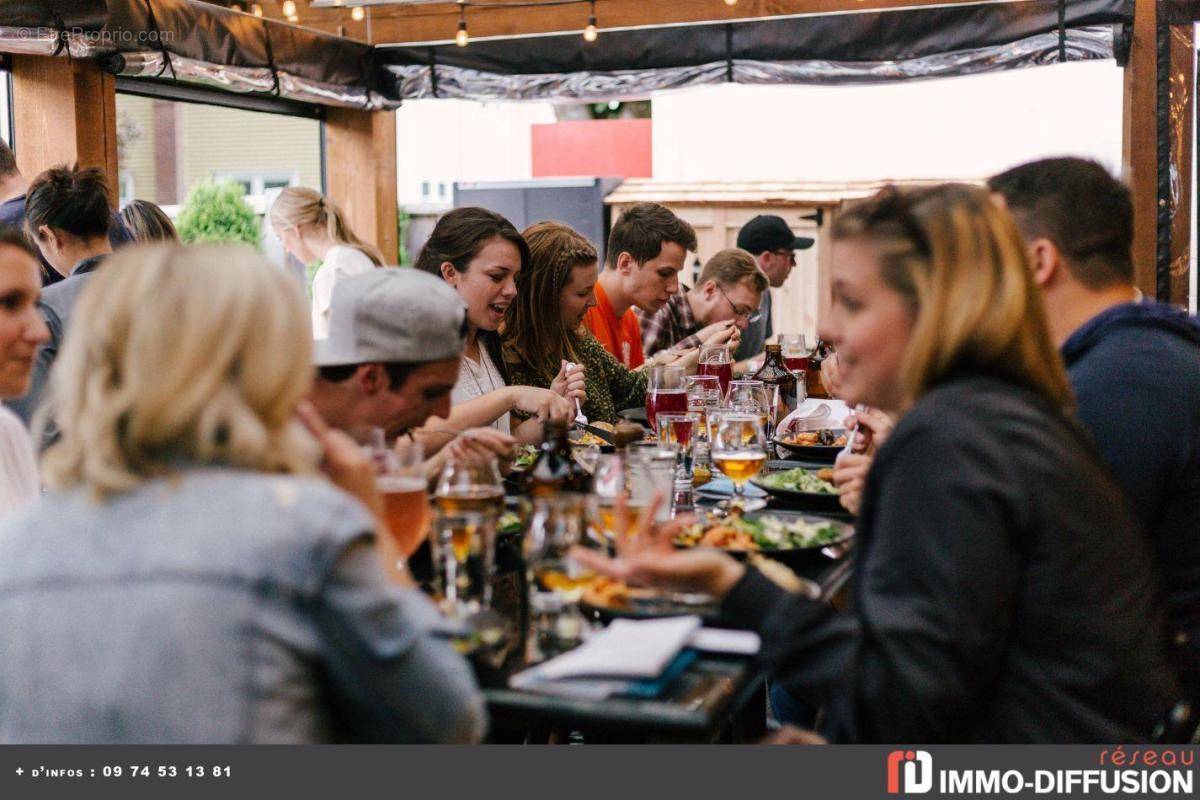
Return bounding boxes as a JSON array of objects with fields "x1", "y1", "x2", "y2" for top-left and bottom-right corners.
[
  {"x1": 806, "y1": 339, "x2": 832, "y2": 399},
  {"x1": 752, "y1": 344, "x2": 799, "y2": 420},
  {"x1": 529, "y1": 419, "x2": 592, "y2": 495}
]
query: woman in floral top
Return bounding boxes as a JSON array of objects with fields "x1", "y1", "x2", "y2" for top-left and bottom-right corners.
[{"x1": 503, "y1": 222, "x2": 647, "y2": 425}]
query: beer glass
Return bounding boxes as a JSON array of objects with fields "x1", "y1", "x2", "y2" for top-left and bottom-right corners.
[
  {"x1": 432, "y1": 456, "x2": 504, "y2": 618},
  {"x1": 711, "y1": 413, "x2": 767, "y2": 507},
  {"x1": 588, "y1": 454, "x2": 636, "y2": 545},
  {"x1": 378, "y1": 438, "x2": 429, "y2": 559}
]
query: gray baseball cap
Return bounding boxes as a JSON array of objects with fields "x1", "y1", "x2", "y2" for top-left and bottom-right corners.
[{"x1": 314, "y1": 268, "x2": 468, "y2": 367}]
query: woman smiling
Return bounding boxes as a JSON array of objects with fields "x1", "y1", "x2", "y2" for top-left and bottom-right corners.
[
  {"x1": 415, "y1": 208, "x2": 581, "y2": 446},
  {"x1": 503, "y1": 221, "x2": 647, "y2": 425}
]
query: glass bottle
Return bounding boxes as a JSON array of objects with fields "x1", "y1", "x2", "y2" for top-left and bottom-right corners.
[
  {"x1": 751, "y1": 343, "x2": 799, "y2": 422},
  {"x1": 529, "y1": 419, "x2": 592, "y2": 495}
]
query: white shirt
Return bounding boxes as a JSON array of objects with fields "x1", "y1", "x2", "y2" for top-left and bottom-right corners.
[
  {"x1": 0, "y1": 406, "x2": 38, "y2": 520},
  {"x1": 311, "y1": 246, "x2": 377, "y2": 339},
  {"x1": 451, "y1": 345, "x2": 511, "y2": 435}
]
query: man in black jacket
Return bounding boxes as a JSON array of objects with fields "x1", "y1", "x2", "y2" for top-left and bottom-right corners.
[{"x1": 990, "y1": 158, "x2": 1200, "y2": 656}]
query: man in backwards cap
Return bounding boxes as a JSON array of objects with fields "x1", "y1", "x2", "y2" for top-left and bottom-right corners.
[
  {"x1": 734, "y1": 214, "x2": 815, "y2": 363},
  {"x1": 309, "y1": 268, "x2": 513, "y2": 469}
]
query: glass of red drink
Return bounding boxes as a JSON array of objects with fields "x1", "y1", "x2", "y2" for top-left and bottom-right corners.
[
  {"x1": 699, "y1": 344, "x2": 733, "y2": 398},
  {"x1": 645, "y1": 365, "x2": 687, "y2": 432}
]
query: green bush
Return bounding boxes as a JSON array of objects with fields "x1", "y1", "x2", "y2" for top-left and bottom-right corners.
[{"x1": 175, "y1": 179, "x2": 261, "y2": 248}]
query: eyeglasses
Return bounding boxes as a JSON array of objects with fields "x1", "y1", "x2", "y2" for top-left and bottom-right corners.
[{"x1": 716, "y1": 283, "x2": 762, "y2": 324}]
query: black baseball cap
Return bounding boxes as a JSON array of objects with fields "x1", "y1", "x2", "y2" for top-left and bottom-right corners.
[{"x1": 736, "y1": 215, "x2": 815, "y2": 254}]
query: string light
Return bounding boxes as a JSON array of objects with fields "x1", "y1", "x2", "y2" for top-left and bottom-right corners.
[
  {"x1": 724, "y1": 0, "x2": 739, "y2": 5},
  {"x1": 281, "y1": 0, "x2": 296, "y2": 16},
  {"x1": 455, "y1": 3, "x2": 469, "y2": 47},
  {"x1": 351, "y1": 5, "x2": 365, "y2": 20},
  {"x1": 251, "y1": 3, "x2": 263, "y2": 15},
  {"x1": 583, "y1": 0, "x2": 597, "y2": 42}
]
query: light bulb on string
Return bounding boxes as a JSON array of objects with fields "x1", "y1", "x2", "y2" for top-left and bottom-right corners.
[
  {"x1": 251, "y1": 3, "x2": 263, "y2": 16},
  {"x1": 724, "y1": 0, "x2": 739, "y2": 6},
  {"x1": 281, "y1": 0, "x2": 296, "y2": 16},
  {"x1": 583, "y1": 0, "x2": 597, "y2": 42},
  {"x1": 455, "y1": 3, "x2": 469, "y2": 48},
  {"x1": 351, "y1": 5, "x2": 365, "y2": 20}
]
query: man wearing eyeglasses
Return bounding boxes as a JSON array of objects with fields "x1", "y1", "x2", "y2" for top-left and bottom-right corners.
[
  {"x1": 733, "y1": 214, "x2": 815, "y2": 363},
  {"x1": 637, "y1": 248, "x2": 767, "y2": 359}
]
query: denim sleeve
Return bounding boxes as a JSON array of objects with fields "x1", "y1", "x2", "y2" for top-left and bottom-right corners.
[{"x1": 314, "y1": 537, "x2": 487, "y2": 743}]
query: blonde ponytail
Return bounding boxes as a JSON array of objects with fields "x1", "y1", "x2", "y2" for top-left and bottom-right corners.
[{"x1": 269, "y1": 187, "x2": 385, "y2": 266}]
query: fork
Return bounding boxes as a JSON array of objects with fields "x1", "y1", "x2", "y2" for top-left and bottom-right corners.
[{"x1": 565, "y1": 361, "x2": 587, "y2": 425}]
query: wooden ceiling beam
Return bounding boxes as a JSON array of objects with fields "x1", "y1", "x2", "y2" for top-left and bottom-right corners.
[{"x1": 275, "y1": 0, "x2": 994, "y2": 46}]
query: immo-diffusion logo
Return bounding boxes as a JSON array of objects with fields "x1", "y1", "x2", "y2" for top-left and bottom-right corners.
[{"x1": 888, "y1": 750, "x2": 933, "y2": 794}]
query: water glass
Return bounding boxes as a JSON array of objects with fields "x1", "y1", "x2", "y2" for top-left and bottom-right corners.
[{"x1": 524, "y1": 494, "x2": 592, "y2": 657}]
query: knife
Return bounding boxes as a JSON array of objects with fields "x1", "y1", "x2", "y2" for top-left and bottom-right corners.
[{"x1": 572, "y1": 421, "x2": 617, "y2": 444}]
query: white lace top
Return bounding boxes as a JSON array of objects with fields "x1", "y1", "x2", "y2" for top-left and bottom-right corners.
[{"x1": 450, "y1": 344, "x2": 510, "y2": 434}]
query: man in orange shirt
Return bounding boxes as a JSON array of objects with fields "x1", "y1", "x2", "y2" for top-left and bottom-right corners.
[{"x1": 584, "y1": 203, "x2": 698, "y2": 369}]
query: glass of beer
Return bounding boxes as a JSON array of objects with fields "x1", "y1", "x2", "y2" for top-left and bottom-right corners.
[
  {"x1": 524, "y1": 494, "x2": 592, "y2": 657},
  {"x1": 711, "y1": 413, "x2": 767, "y2": 508},
  {"x1": 432, "y1": 456, "x2": 504, "y2": 618},
  {"x1": 378, "y1": 438, "x2": 430, "y2": 560},
  {"x1": 588, "y1": 455, "x2": 637, "y2": 545},
  {"x1": 698, "y1": 343, "x2": 733, "y2": 398}
]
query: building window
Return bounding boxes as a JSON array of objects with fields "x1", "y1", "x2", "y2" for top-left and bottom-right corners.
[{"x1": 421, "y1": 180, "x2": 431, "y2": 199}]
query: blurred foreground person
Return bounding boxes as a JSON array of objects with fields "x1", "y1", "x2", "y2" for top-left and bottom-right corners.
[
  {"x1": 576, "y1": 184, "x2": 1176, "y2": 742},
  {"x1": 0, "y1": 245, "x2": 485, "y2": 743},
  {"x1": 0, "y1": 228, "x2": 49, "y2": 518},
  {"x1": 990, "y1": 158, "x2": 1200, "y2": 656}
]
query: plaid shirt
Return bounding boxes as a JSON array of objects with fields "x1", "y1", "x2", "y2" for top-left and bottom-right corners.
[{"x1": 636, "y1": 287, "x2": 704, "y2": 358}]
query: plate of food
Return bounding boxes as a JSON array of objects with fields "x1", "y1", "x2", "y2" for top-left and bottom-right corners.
[
  {"x1": 752, "y1": 466, "x2": 842, "y2": 512},
  {"x1": 676, "y1": 509, "x2": 852, "y2": 568},
  {"x1": 578, "y1": 575, "x2": 725, "y2": 623},
  {"x1": 773, "y1": 429, "x2": 848, "y2": 462}
]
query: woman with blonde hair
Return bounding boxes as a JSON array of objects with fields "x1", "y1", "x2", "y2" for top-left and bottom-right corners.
[
  {"x1": 0, "y1": 244, "x2": 484, "y2": 743},
  {"x1": 269, "y1": 186, "x2": 384, "y2": 339},
  {"x1": 576, "y1": 184, "x2": 1176, "y2": 742},
  {"x1": 504, "y1": 221, "x2": 646, "y2": 424}
]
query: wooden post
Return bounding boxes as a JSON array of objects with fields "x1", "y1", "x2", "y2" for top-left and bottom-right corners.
[
  {"x1": 1122, "y1": 0, "x2": 1159, "y2": 298},
  {"x1": 1165, "y1": 22, "x2": 1194, "y2": 307},
  {"x1": 324, "y1": 108, "x2": 399, "y2": 263},
  {"x1": 9, "y1": 55, "x2": 119, "y2": 204}
]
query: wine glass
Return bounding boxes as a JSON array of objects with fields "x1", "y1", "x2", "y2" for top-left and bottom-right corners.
[
  {"x1": 711, "y1": 413, "x2": 767, "y2": 508},
  {"x1": 524, "y1": 494, "x2": 592, "y2": 658},
  {"x1": 728, "y1": 379, "x2": 774, "y2": 437},
  {"x1": 645, "y1": 364, "x2": 686, "y2": 433},
  {"x1": 432, "y1": 456, "x2": 504, "y2": 618},
  {"x1": 588, "y1": 454, "x2": 633, "y2": 545},
  {"x1": 698, "y1": 344, "x2": 733, "y2": 398}
]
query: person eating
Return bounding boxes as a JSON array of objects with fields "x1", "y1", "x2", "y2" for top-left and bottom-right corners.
[
  {"x1": 503, "y1": 221, "x2": 649, "y2": 425},
  {"x1": 415, "y1": 207, "x2": 580, "y2": 444},
  {"x1": 637, "y1": 248, "x2": 763, "y2": 360}
]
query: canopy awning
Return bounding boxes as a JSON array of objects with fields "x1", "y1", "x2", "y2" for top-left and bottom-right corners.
[
  {"x1": 377, "y1": 0, "x2": 1128, "y2": 102},
  {"x1": 0, "y1": 0, "x2": 395, "y2": 109}
]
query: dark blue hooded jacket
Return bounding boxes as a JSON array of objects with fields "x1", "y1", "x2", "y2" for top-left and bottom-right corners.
[{"x1": 1061, "y1": 302, "x2": 1200, "y2": 644}]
